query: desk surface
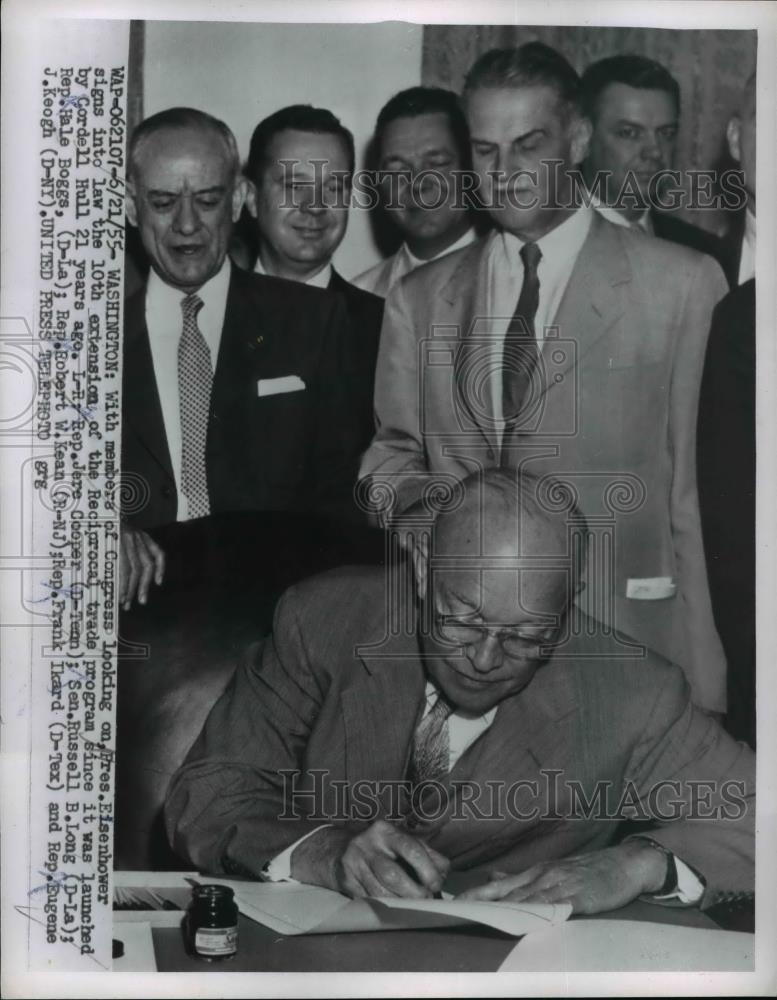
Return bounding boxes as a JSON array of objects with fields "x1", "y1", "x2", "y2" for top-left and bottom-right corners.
[{"x1": 115, "y1": 876, "x2": 721, "y2": 973}]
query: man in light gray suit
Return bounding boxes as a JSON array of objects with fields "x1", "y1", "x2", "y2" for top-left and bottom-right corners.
[{"x1": 359, "y1": 43, "x2": 728, "y2": 713}]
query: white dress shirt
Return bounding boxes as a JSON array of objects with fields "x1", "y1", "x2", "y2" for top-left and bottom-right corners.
[
  {"x1": 738, "y1": 208, "x2": 756, "y2": 284},
  {"x1": 254, "y1": 256, "x2": 332, "y2": 289},
  {"x1": 487, "y1": 205, "x2": 594, "y2": 441},
  {"x1": 419, "y1": 681, "x2": 497, "y2": 771},
  {"x1": 352, "y1": 226, "x2": 478, "y2": 297},
  {"x1": 145, "y1": 259, "x2": 231, "y2": 521},
  {"x1": 592, "y1": 198, "x2": 653, "y2": 234}
]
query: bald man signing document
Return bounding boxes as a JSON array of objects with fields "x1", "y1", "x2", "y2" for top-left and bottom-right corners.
[{"x1": 166, "y1": 469, "x2": 753, "y2": 913}]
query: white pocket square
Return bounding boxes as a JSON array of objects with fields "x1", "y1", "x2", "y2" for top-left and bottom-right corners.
[
  {"x1": 626, "y1": 577, "x2": 677, "y2": 600},
  {"x1": 257, "y1": 375, "x2": 306, "y2": 397}
]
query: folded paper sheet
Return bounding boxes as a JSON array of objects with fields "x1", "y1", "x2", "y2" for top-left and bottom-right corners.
[
  {"x1": 499, "y1": 918, "x2": 754, "y2": 972},
  {"x1": 205, "y1": 880, "x2": 572, "y2": 937}
]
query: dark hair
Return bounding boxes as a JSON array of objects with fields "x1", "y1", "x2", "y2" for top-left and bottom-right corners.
[
  {"x1": 246, "y1": 104, "x2": 355, "y2": 181},
  {"x1": 580, "y1": 55, "x2": 681, "y2": 120},
  {"x1": 463, "y1": 43, "x2": 581, "y2": 111},
  {"x1": 374, "y1": 86, "x2": 471, "y2": 169},
  {"x1": 128, "y1": 106, "x2": 240, "y2": 180}
]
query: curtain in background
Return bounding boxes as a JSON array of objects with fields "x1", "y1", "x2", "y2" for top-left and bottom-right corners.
[{"x1": 422, "y1": 25, "x2": 756, "y2": 234}]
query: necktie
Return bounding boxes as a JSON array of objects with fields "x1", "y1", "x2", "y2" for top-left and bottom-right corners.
[
  {"x1": 409, "y1": 694, "x2": 453, "y2": 787},
  {"x1": 178, "y1": 293, "x2": 212, "y2": 518},
  {"x1": 500, "y1": 242, "x2": 542, "y2": 466}
]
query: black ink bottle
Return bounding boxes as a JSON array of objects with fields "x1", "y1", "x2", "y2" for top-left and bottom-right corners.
[{"x1": 184, "y1": 884, "x2": 238, "y2": 961}]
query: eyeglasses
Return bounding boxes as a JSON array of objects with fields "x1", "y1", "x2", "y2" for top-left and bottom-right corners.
[{"x1": 435, "y1": 614, "x2": 558, "y2": 656}]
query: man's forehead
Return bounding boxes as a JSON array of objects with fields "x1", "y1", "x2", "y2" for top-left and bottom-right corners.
[
  {"x1": 432, "y1": 561, "x2": 569, "y2": 591},
  {"x1": 135, "y1": 126, "x2": 233, "y2": 181},
  {"x1": 381, "y1": 112, "x2": 456, "y2": 155},
  {"x1": 596, "y1": 83, "x2": 678, "y2": 122},
  {"x1": 466, "y1": 84, "x2": 568, "y2": 131},
  {"x1": 265, "y1": 129, "x2": 351, "y2": 175}
]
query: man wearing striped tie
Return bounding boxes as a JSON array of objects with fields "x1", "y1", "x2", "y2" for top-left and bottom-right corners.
[
  {"x1": 121, "y1": 108, "x2": 363, "y2": 610},
  {"x1": 166, "y1": 468, "x2": 753, "y2": 915}
]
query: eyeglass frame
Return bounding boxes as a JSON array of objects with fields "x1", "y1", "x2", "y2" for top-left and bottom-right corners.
[{"x1": 431, "y1": 609, "x2": 562, "y2": 656}]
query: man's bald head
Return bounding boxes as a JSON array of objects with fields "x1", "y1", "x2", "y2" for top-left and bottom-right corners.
[
  {"x1": 415, "y1": 470, "x2": 588, "y2": 713},
  {"x1": 434, "y1": 468, "x2": 577, "y2": 564}
]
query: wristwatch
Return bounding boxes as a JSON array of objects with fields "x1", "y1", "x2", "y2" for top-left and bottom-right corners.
[{"x1": 634, "y1": 837, "x2": 678, "y2": 897}]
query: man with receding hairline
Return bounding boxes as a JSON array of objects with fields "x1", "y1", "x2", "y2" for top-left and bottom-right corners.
[
  {"x1": 166, "y1": 468, "x2": 753, "y2": 913},
  {"x1": 121, "y1": 107, "x2": 362, "y2": 609},
  {"x1": 361, "y1": 42, "x2": 729, "y2": 715}
]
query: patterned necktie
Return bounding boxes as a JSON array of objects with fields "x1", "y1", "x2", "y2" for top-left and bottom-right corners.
[
  {"x1": 409, "y1": 694, "x2": 453, "y2": 786},
  {"x1": 178, "y1": 293, "x2": 212, "y2": 518},
  {"x1": 500, "y1": 242, "x2": 543, "y2": 467}
]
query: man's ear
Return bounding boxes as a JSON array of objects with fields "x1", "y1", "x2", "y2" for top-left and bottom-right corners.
[
  {"x1": 125, "y1": 178, "x2": 139, "y2": 227},
  {"x1": 243, "y1": 178, "x2": 259, "y2": 219},
  {"x1": 411, "y1": 532, "x2": 430, "y2": 602},
  {"x1": 727, "y1": 115, "x2": 742, "y2": 163},
  {"x1": 232, "y1": 175, "x2": 248, "y2": 222},
  {"x1": 569, "y1": 113, "x2": 593, "y2": 167}
]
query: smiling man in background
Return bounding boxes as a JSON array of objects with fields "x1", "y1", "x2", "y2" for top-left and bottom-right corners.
[
  {"x1": 352, "y1": 87, "x2": 480, "y2": 298},
  {"x1": 243, "y1": 104, "x2": 383, "y2": 458}
]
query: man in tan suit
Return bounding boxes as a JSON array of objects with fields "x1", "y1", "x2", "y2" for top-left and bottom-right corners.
[{"x1": 359, "y1": 43, "x2": 728, "y2": 713}]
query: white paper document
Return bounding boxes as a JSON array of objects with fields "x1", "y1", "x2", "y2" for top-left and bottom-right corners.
[
  {"x1": 499, "y1": 918, "x2": 754, "y2": 972},
  {"x1": 205, "y1": 880, "x2": 571, "y2": 937},
  {"x1": 111, "y1": 922, "x2": 157, "y2": 973}
]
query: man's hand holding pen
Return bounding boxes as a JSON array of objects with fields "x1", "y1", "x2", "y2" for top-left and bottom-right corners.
[{"x1": 290, "y1": 819, "x2": 450, "y2": 899}]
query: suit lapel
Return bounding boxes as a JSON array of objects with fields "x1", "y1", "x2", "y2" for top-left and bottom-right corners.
[
  {"x1": 443, "y1": 240, "x2": 501, "y2": 454},
  {"x1": 122, "y1": 289, "x2": 175, "y2": 485},
  {"x1": 441, "y1": 220, "x2": 633, "y2": 450},
  {"x1": 549, "y1": 213, "x2": 632, "y2": 379},
  {"x1": 426, "y1": 667, "x2": 579, "y2": 864},
  {"x1": 211, "y1": 266, "x2": 267, "y2": 420},
  {"x1": 341, "y1": 627, "x2": 426, "y2": 794}
]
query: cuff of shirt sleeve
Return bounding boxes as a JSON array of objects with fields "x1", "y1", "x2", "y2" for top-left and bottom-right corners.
[
  {"x1": 631, "y1": 836, "x2": 705, "y2": 905},
  {"x1": 261, "y1": 824, "x2": 333, "y2": 883}
]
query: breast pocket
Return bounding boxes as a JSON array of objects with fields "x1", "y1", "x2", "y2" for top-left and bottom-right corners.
[{"x1": 251, "y1": 389, "x2": 311, "y2": 487}]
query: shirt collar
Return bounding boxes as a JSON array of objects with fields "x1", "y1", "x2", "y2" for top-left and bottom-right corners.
[
  {"x1": 402, "y1": 225, "x2": 478, "y2": 270},
  {"x1": 497, "y1": 204, "x2": 593, "y2": 270},
  {"x1": 147, "y1": 256, "x2": 232, "y2": 322},
  {"x1": 590, "y1": 193, "x2": 651, "y2": 232},
  {"x1": 254, "y1": 255, "x2": 333, "y2": 289},
  {"x1": 423, "y1": 680, "x2": 497, "y2": 725}
]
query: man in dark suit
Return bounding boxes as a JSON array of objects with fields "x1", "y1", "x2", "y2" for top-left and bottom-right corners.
[
  {"x1": 697, "y1": 280, "x2": 755, "y2": 748},
  {"x1": 580, "y1": 54, "x2": 728, "y2": 277},
  {"x1": 121, "y1": 107, "x2": 359, "y2": 609},
  {"x1": 720, "y1": 71, "x2": 756, "y2": 287},
  {"x1": 241, "y1": 105, "x2": 383, "y2": 448},
  {"x1": 166, "y1": 469, "x2": 754, "y2": 911}
]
